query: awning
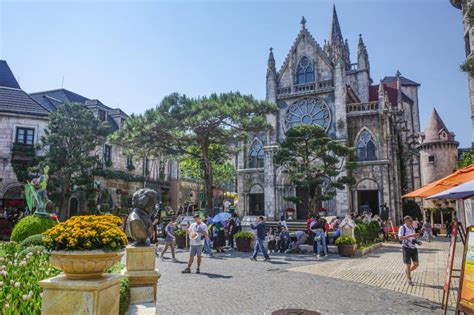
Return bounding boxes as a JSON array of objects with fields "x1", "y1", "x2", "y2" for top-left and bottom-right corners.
[
  {"x1": 426, "y1": 179, "x2": 474, "y2": 200},
  {"x1": 402, "y1": 164, "x2": 474, "y2": 199}
]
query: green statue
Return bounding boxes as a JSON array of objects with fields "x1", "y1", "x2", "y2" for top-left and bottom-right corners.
[{"x1": 24, "y1": 166, "x2": 50, "y2": 216}]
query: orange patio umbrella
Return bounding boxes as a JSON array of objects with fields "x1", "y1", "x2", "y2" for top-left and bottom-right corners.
[{"x1": 402, "y1": 164, "x2": 474, "y2": 199}]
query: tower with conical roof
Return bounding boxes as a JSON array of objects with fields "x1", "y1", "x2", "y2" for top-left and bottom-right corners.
[{"x1": 418, "y1": 108, "x2": 459, "y2": 186}]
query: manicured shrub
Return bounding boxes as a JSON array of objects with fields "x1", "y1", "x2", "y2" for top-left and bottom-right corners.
[
  {"x1": 10, "y1": 215, "x2": 57, "y2": 242},
  {"x1": 234, "y1": 231, "x2": 254, "y2": 239},
  {"x1": 19, "y1": 234, "x2": 45, "y2": 249},
  {"x1": 19, "y1": 245, "x2": 45, "y2": 256},
  {"x1": 107, "y1": 263, "x2": 130, "y2": 315},
  {"x1": 355, "y1": 221, "x2": 380, "y2": 246},
  {"x1": 335, "y1": 236, "x2": 356, "y2": 245}
]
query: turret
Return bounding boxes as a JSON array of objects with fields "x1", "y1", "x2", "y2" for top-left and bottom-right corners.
[{"x1": 266, "y1": 47, "x2": 277, "y2": 103}]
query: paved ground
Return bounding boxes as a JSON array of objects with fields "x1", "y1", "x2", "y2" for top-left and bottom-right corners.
[
  {"x1": 153, "y1": 242, "x2": 447, "y2": 315},
  {"x1": 291, "y1": 239, "x2": 462, "y2": 309}
]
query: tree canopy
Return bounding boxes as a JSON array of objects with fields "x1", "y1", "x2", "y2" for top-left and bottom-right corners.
[
  {"x1": 110, "y1": 92, "x2": 276, "y2": 212},
  {"x1": 38, "y1": 102, "x2": 108, "y2": 219},
  {"x1": 275, "y1": 124, "x2": 355, "y2": 214}
]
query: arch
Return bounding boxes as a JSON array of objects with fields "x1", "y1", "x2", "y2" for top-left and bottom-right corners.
[
  {"x1": 0, "y1": 182, "x2": 23, "y2": 199},
  {"x1": 69, "y1": 197, "x2": 79, "y2": 217},
  {"x1": 248, "y1": 138, "x2": 264, "y2": 168},
  {"x1": 295, "y1": 56, "x2": 315, "y2": 84},
  {"x1": 355, "y1": 127, "x2": 377, "y2": 161},
  {"x1": 249, "y1": 184, "x2": 264, "y2": 194},
  {"x1": 356, "y1": 178, "x2": 379, "y2": 190}
]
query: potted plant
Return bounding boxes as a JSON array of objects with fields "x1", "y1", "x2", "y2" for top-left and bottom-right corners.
[
  {"x1": 234, "y1": 231, "x2": 254, "y2": 252},
  {"x1": 42, "y1": 214, "x2": 127, "y2": 279},
  {"x1": 335, "y1": 236, "x2": 357, "y2": 257},
  {"x1": 175, "y1": 229, "x2": 187, "y2": 249}
]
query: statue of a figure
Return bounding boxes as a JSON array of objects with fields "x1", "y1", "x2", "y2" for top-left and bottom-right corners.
[{"x1": 126, "y1": 188, "x2": 158, "y2": 246}]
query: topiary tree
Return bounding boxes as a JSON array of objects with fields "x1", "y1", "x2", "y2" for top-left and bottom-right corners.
[
  {"x1": 10, "y1": 215, "x2": 57, "y2": 242},
  {"x1": 19, "y1": 234, "x2": 45, "y2": 248},
  {"x1": 402, "y1": 200, "x2": 422, "y2": 221}
]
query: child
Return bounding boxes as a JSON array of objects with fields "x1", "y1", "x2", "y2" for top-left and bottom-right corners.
[{"x1": 267, "y1": 228, "x2": 277, "y2": 253}]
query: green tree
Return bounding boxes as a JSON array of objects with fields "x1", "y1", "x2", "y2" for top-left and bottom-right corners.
[
  {"x1": 459, "y1": 148, "x2": 474, "y2": 168},
  {"x1": 275, "y1": 124, "x2": 355, "y2": 214},
  {"x1": 38, "y1": 103, "x2": 108, "y2": 219},
  {"x1": 179, "y1": 144, "x2": 236, "y2": 188},
  {"x1": 111, "y1": 92, "x2": 276, "y2": 212}
]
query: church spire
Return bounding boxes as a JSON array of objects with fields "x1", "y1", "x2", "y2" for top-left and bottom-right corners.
[
  {"x1": 357, "y1": 34, "x2": 369, "y2": 71},
  {"x1": 267, "y1": 47, "x2": 275, "y2": 71},
  {"x1": 329, "y1": 4, "x2": 343, "y2": 46}
]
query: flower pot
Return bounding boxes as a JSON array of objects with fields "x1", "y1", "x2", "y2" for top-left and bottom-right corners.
[
  {"x1": 236, "y1": 238, "x2": 252, "y2": 252},
  {"x1": 176, "y1": 235, "x2": 187, "y2": 249},
  {"x1": 50, "y1": 250, "x2": 124, "y2": 280},
  {"x1": 337, "y1": 244, "x2": 357, "y2": 257}
]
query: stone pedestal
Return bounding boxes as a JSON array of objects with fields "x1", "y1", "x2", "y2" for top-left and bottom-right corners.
[
  {"x1": 39, "y1": 273, "x2": 123, "y2": 315},
  {"x1": 122, "y1": 246, "x2": 160, "y2": 305}
]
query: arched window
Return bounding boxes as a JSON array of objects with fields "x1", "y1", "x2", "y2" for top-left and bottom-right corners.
[
  {"x1": 248, "y1": 139, "x2": 264, "y2": 168},
  {"x1": 296, "y1": 57, "x2": 315, "y2": 84},
  {"x1": 356, "y1": 130, "x2": 377, "y2": 161}
]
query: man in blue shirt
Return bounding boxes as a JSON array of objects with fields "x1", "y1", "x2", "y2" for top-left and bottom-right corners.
[{"x1": 250, "y1": 216, "x2": 270, "y2": 261}]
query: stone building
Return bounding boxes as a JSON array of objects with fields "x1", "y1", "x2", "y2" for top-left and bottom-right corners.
[
  {"x1": 0, "y1": 60, "x2": 50, "y2": 210},
  {"x1": 450, "y1": 0, "x2": 474, "y2": 146},
  {"x1": 237, "y1": 7, "x2": 423, "y2": 222},
  {"x1": 30, "y1": 88, "x2": 178, "y2": 217}
]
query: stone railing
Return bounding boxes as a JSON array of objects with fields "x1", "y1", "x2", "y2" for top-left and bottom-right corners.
[
  {"x1": 347, "y1": 101, "x2": 379, "y2": 113},
  {"x1": 277, "y1": 80, "x2": 334, "y2": 97}
]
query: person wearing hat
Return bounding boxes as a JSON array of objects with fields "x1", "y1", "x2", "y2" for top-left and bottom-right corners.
[
  {"x1": 182, "y1": 214, "x2": 209, "y2": 274},
  {"x1": 398, "y1": 215, "x2": 420, "y2": 286}
]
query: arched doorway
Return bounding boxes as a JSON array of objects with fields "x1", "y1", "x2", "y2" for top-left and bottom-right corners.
[
  {"x1": 69, "y1": 197, "x2": 79, "y2": 217},
  {"x1": 356, "y1": 178, "x2": 380, "y2": 215},
  {"x1": 2, "y1": 185, "x2": 25, "y2": 209},
  {"x1": 248, "y1": 184, "x2": 264, "y2": 216}
]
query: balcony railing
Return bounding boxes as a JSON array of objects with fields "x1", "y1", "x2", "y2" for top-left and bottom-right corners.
[
  {"x1": 347, "y1": 101, "x2": 379, "y2": 113},
  {"x1": 276, "y1": 79, "x2": 334, "y2": 97},
  {"x1": 11, "y1": 143, "x2": 35, "y2": 161}
]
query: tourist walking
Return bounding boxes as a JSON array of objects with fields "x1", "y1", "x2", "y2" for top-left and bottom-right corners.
[
  {"x1": 159, "y1": 219, "x2": 177, "y2": 262},
  {"x1": 182, "y1": 214, "x2": 209, "y2": 274},
  {"x1": 422, "y1": 221, "x2": 434, "y2": 242},
  {"x1": 311, "y1": 216, "x2": 328, "y2": 258},
  {"x1": 446, "y1": 221, "x2": 452, "y2": 238},
  {"x1": 250, "y1": 216, "x2": 270, "y2": 261},
  {"x1": 398, "y1": 216, "x2": 420, "y2": 286}
]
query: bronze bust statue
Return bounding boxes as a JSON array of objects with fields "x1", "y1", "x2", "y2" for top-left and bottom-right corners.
[{"x1": 125, "y1": 188, "x2": 158, "y2": 246}]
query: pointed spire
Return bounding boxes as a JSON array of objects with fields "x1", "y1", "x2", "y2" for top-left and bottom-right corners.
[
  {"x1": 267, "y1": 47, "x2": 275, "y2": 70},
  {"x1": 329, "y1": 4, "x2": 343, "y2": 46},
  {"x1": 424, "y1": 108, "x2": 454, "y2": 142},
  {"x1": 358, "y1": 34, "x2": 365, "y2": 48},
  {"x1": 300, "y1": 16, "x2": 307, "y2": 29}
]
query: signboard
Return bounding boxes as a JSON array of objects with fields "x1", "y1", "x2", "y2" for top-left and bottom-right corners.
[
  {"x1": 457, "y1": 226, "x2": 474, "y2": 313},
  {"x1": 442, "y1": 222, "x2": 458, "y2": 313}
]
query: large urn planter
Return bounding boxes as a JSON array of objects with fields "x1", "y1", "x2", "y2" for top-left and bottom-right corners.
[
  {"x1": 50, "y1": 250, "x2": 124, "y2": 280},
  {"x1": 175, "y1": 234, "x2": 187, "y2": 249},
  {"x1": 335, "y1": 236, "x2": 357, "y2": 257},
  {"x1": 337, "y1": 244, "x2": 357, "y2": 257},
  {"x1": 234, "y1": 231, "x2": 254, "y2": 252}
]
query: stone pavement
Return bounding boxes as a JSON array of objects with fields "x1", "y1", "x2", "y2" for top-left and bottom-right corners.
[
  {"x1": 153, "y1": 244, "x2": 445, "y2": 314},
  {"x1": 290, "y1": 239, "x2": 463, "y2": 309}
]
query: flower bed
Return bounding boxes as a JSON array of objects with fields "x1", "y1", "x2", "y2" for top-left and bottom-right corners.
[{"x1": 0, "y1": 241, "x2": 60, "y2": 314}]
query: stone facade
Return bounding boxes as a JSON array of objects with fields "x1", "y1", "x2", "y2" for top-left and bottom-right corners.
[
  {"x1": 451, "y1": 0, "x2": 474, "y2": 146},
  {"x1": 237, "y1": 7, "x2": 423, "y2": 222}
]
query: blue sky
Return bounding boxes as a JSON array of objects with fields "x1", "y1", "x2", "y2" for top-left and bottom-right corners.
[{"x1": 0, "y1": 0, "x2": 471, "y2": 146}]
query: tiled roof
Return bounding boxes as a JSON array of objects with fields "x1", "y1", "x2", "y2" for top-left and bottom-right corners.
[
  {"x1": 0, "y1": 87, "x2": 49, "y2": 117},
  {"x1": 368, "y1": 82, "x2": 414, "y2": 105},
  {"x1": 30, "y1": 88, "x2": 90, "y2": 109},
  {"x1": 381, "y1": 75, "x2": 420, "y2": 86},
  {"x1": 0, "y1": 60, "x2": 20, "y2": 89}
]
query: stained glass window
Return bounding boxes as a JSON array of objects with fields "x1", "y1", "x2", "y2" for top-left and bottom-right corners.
[
  {"x1": 248, "y1": 139, "x2": 264, "y2": 168},
  {"x1": 356, "y1": 131, "x2": 377, "y2": 161},
  {"x1": 296, "y1": 57, "x2": 315, "y2": 84},
  {"x1": 285, "y1": 98, "x2": 330, "y2": 131}
]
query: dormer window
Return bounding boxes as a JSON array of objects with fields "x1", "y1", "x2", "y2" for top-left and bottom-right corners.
[
  {"x1": 296, "y1": 57, "x2": 315, "y2": 84},
  {"x1": 98, "y1": 109, "x2": 106, "y2": 121}
]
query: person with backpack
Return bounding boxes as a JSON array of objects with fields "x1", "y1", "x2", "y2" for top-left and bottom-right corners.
[{"x1": 398, "y1": 215, "x2": 420, "y2": 286}]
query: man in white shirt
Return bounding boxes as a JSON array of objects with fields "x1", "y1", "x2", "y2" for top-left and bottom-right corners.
[
  {"x1": 398, "y1": 215, "x2": 420, "y2": 286},
  {"x1": 182, "y1": 214, "x2": 209, "y2": 274}
]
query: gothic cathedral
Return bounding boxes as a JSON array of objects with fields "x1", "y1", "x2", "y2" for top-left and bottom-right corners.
[{"x1": 236, "y1": 6, "x2": 422, "y2": 222}]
